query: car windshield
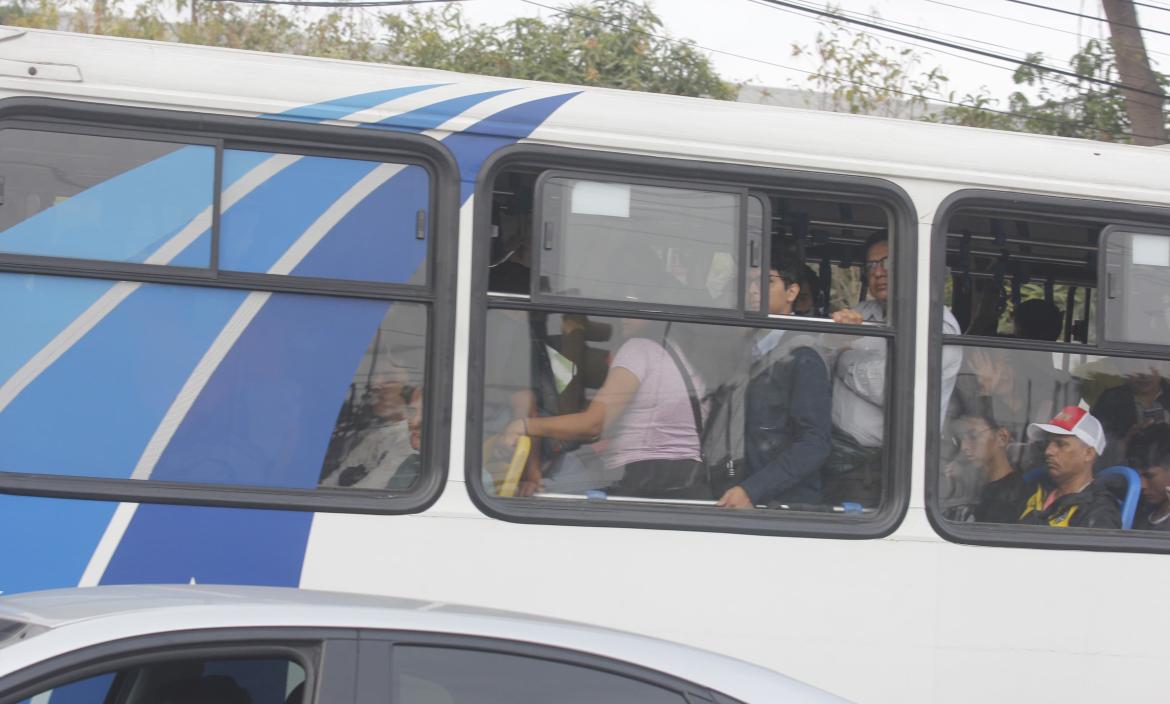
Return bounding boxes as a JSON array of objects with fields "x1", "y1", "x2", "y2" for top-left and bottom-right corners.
[{"x1": 0, "y1": 618, "x2": 43, "y2": 649}]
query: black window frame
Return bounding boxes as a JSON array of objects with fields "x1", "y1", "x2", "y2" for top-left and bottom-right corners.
[
  {"x1": 927, "y1": 188, "x2": 1170, "y2": 554},
  {"x1": 467, "y1": 144, "x2": 917, "y2": 539},
  {"x1": 0, "y1": 627, "x2": 351, "y2": 704},
  {"x1": 0, "y1": 97, "x2": 460, "y2": 516}
]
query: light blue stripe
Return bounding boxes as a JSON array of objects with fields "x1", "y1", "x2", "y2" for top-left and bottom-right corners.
[
  {"x1": 0, "y1": 146, "x2": 215, "y2": 265},
  {"x1": 267, "y1": 84, "x2": 446, "y2": 122},
  {"x1": 366, "y1": 88, "x2": 516, "y2": 132}
]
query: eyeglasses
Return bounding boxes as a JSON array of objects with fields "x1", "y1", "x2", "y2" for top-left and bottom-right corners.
[
  {"x1": 864, "y1": 256, "x2": 890, "y2": 273},
  {"x1": 768, "y1": 274, "x2": 785, "y2": 286}
]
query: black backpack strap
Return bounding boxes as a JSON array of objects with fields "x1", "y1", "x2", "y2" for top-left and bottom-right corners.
[{"x1": 662, "y1": 338, "x2": 704, "y2": 459}]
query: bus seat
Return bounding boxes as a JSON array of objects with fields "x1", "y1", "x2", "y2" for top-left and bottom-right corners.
[
  {"x1": 1021, "y1": 465, "x2": 1141, "y2": 529},
  {"x1": 1099, "y1": 465, "x2": 1141, "y2": 530}
]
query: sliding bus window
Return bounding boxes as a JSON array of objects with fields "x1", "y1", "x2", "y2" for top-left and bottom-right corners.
[
  {"x1": 0, "y1": 129, "x2": 215, "y2": 266},
  {"x1": 478, "y1": 160, "x2": 908, "y2": 533},
  {"x1": 0, "y1": 272, "x2": 429, "y2": 494},
  {"x1": 218, "y1": 149, "x2": 429, "y2": 285},
  {"x1": 535, "y1": 174, "x2": 741, "y2": 309},
  {"x1": 933, "y1": 199, "x2": 1170, "y2": 547}
]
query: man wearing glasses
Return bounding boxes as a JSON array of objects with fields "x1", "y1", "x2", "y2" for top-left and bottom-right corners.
[{"x1": 823, "y1": 232, "x2": 962, "y2": 507}]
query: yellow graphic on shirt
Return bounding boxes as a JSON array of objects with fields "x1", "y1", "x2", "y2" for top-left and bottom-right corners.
[{"x1": 1020, "y1": 486, "x2": 1079, "y2": 527}]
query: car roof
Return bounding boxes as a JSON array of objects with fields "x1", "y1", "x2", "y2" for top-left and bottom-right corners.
[{"x1": 0, "y1": 585, "x2": 847, "y2": 703}]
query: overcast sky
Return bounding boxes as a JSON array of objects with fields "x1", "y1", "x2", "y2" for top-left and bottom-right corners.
[{"x1": 375, "y1": 0, "x2": 1170, "y2": 103}]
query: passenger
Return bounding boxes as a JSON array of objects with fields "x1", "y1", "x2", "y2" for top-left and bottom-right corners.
[
  {"x1": 823, "y1": 231, "x2": 962, "y2": 506},
  {"x1": 320, "y1": 373, "x2": 415, "y2": 490},
  {"x1": 389, "y1": 384, "x2": 424, "y2": 491},
  {"x1": 1018, "y1": 406, "x2": 1121, "y2": 529},
  {"x1": 945, "y1": 404, "x2": 1027, "y2": 523},
  {"x1": 498, "y1": 315, "x2": 709, "y2": 500},
  {"x1": 793, "y1": 264, "x2": 825, "y2": 317},
  {"x1": 1127, "y1": 423, "x2": 1170, "y2": 531},
  {"x1": 1091, "y1": 359, "x2": 1170, "y2": 467},
  {"x1": 498, "y1": 247, "x2": 709, "y2": 500},
  {"x1": 716, "y1": 242, "x2": 831, "y2": 509},
  {"x1": 1013, "y1": 298, "x2": 1063, "y2": 341}
]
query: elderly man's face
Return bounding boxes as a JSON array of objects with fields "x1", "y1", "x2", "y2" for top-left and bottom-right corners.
[
  {"x1": 1044, "y1": 434, "x2": 1096, "y2": 485},
  {"x1": 865, "y1": 240, "x2": 890, "y2": 303}
]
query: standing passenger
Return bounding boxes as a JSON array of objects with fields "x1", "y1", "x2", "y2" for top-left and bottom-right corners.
[
  {"x1": 823, "y1": 231, "x2": 962, "y2": 506},
  {"x1": 717, "y1": 242, "x2": 831, "y2": 509}
]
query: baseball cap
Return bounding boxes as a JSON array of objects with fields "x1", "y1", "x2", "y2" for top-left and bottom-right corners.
[{"x1": 1027, "y1": 406, "x2": 1107, "y2": 455}]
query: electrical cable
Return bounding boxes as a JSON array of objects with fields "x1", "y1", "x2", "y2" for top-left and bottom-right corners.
[
  {"x1": 1003, "y1": 0, "x2": 1170, "y2": 38},
  {"x1": 925, "y1": 0, "x2": 1170, "y2": 59},
  {"x1": 751, "y1": 0, "x2": 1168, "y2": 99},
  {"x1": 520, "y1": 0, "x2": 1164, "y2": 142},
  {"x1": 745, "y1": 0, "x2": 1119, "y2": 104}
]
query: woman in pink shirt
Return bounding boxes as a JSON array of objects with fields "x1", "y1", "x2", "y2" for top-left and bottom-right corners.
[{"x1": 498, "y1": 317, "x2": 711, "y2": 500}]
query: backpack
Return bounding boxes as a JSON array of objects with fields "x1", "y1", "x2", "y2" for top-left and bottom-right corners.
[{"x1": 661, "y1": 338, "x2": 747, "y2": 499}]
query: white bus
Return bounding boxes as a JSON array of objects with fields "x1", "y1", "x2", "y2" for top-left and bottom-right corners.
[{"x1": 1, "y1": 25, "x2": 1169, "y2": 704}]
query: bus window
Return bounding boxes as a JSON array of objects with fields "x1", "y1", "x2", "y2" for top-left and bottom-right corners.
[
  {"x1": 935, "y1": 201, "x2": 1170, "y2": 539},
  {"x1": 479, "y1": 163, "x2": 905, "y2": 527},
  {"x1": 217, "y1": 150, "x2": 430, "y2": 285},
  {"x1": 0, "y1": 129, "x2": 214, "y2": 267}
]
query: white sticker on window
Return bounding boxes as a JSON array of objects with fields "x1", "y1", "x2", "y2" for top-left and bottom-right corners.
[
  {"x1": 570, "y1": 181, "x2": 630, "y2": 218},
  {"x1": 1131, "y1": 233, "x2": 1170, "y2": 267}
]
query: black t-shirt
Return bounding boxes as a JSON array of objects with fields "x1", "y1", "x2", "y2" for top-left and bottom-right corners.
[{"x1": 974, "y1": 471, "x2": 1029, "y2": 524}]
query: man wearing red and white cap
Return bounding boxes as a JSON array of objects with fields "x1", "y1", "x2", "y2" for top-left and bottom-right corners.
[{"x1": 1017, "y1": 406, "x2": 1121, "y2": 529}]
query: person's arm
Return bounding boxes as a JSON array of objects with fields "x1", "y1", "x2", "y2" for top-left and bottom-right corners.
[
  {"x1": 499, "y1": 367, "x2": 640, "y2": 450},
  {"x1": 727, "y1": 348, "x2": 833, "y2": 506}
]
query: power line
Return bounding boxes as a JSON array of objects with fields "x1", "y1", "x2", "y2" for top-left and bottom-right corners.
[
  {"x1": 925, "y1": 0, "x2": 1170, "y2": 60},
  {"x1": 1003, "y1": 0, "x2": 1170, "y2": 38},
  {"x1": 519, "y1": 0, "x2": 1161, "y2": 141},
  {"x1": 201, "y1": 0, "x2": 463, "y2": 7},
  {"x1": 752, "y1": 0, "x2": 1167, "y2": 99},
  {"x1": 1134, "y1": 1, "x2": 1170, "y2": 14},
  {"x1": 746, "y1": 0, "x2": 1112, "y2": 102}
]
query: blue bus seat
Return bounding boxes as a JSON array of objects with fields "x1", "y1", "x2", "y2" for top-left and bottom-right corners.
[{"x1": 1021, "y1": 465, "x2": 1141, "y2": 529}]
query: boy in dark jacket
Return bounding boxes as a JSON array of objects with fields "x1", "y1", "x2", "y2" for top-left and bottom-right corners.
[
  {"x1": 716, "y1": 242, "x2": 831, "y2": 508},
  {"x1": 1017, "y1": 406, "x2": 1120, "y2": 529}
]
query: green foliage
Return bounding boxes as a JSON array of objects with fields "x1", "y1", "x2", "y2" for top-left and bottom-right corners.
[
  {"x1": 791, "y1": 13, "x2": 946, "y2": 118},
  {"x1": 0, "y1": 0, "x2": 731, "y2": 99},
  {"x1": 381, "y1": 0, "x2": 732, "y2": 98},
  {"x1": 938, "y1": 39, "x2": 1169, "y2": 142}
]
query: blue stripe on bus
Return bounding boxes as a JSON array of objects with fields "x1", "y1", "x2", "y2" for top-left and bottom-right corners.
[
  {"x1": 0, "y1": 495, "x2": 116, "y2": 594},
  {"x1": 146, "y1": 293, "x2": 391, "y2": 489},
  {"x1": 366, "y1": 89, "x2": 516, "y2": 133},
  {"x1": 442, "y1": 91, "x2": 581, "y2": 202},
  {"x1": 0, "y1": 284, "x2": 248, "y2": 480},
  {"x1": 101, "y1": 295, "x2": 394, "y2": 587},
  {"x1": 0, "y1": 274, "x2": 115, "y2": 389},
  {"x1": 100, "y1": 504, "x2": 312, "y2": 587},
  {"x1": 218, "y1": 153, "x2": 382, "y2": 273},
  {"x1": 267, "y1": 84, "x2": 446, "y2": 123},
  {"x1": 0, "y1": 146, "x2": 215, "y2": 265},
  {"x1": 292, "y1": 165, "x2": 429, "y2": 282}
]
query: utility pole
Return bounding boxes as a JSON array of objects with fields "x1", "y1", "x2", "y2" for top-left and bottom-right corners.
[
  {"x1": 191, "y1": 0, "x2": 198, "y2": 28},
  {"x1": 1101, "y1": 0, "x2": 1167, "y2": 145}
]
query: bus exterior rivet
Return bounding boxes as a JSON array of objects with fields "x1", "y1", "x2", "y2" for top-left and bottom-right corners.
[{"x1": 27, "y1": 66, "x2": 37, "y2": 76}]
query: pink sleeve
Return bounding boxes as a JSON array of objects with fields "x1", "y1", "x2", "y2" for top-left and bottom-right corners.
[{"x1": 610, "y1": 338, "x2": 657, "y2": 383}]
